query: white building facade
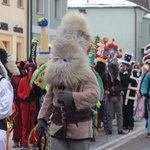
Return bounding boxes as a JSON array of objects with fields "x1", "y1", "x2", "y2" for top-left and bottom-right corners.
[
  {"x1": 0, "y1": 0, "x2": 27, "y2": 61},
  {"x1": 68, "y1": 0, "x2": 150, "y2": 63}
]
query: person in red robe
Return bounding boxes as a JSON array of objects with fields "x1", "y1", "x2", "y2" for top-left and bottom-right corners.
[{"x1": 17, "y1": 62, "x2": 37, "y2": 149}]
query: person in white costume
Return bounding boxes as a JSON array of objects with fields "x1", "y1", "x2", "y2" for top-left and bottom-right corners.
[{"x1": 0, "y1": 61, "x2": 13, "y2": 150}]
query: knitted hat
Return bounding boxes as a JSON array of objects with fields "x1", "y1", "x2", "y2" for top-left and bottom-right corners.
[{"x1": 36, "y1": 17, "x2": 51, "y2": 67}]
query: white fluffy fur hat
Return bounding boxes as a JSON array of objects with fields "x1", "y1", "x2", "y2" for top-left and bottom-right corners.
[
  {"x1": 44, "y1": 11, "x2": 93, "y2": 87},
  {"x1": 54, "y1": 11, "x2": 92, "y2": 51}
]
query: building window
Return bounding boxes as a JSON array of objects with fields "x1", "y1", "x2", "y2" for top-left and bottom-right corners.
[
  {"x1": 36, "y1": 0, "x2": 44, "y2": 14},
  {"x1": 54, "y1": 0, "x2": 61, "y2": 19},
  {"x1": 2, "y1": 0, "x2": 10, "y2": 5},
  {"x1": 17, "y1": 0, "x2": 24, "y2": 8}
]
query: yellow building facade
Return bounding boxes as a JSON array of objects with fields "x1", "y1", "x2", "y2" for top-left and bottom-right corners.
[{"x1": 0, "y1": 0, "x2": 27, "y2": 61}]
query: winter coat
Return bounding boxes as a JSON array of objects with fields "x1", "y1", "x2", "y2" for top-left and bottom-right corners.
[{"x1": 38, "y1": 72, "x2": 100, "y2": 139}]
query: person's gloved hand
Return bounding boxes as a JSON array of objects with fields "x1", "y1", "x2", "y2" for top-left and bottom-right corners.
[
  {"x1": 37, "y1": 118, "x2": 47, "y2": 131},
  {"x1": 57, "y1": 90, "x2": 74, "y2": 103}
]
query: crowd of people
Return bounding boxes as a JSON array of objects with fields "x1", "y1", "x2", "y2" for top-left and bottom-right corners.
[{"x1": 0, "y1": 11, "x2": 150, "y2": 150}]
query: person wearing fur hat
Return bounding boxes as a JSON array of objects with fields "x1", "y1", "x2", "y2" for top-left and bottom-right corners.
[
  {"x1": 140, "y1": 44, "x2": 150, "y2": 138},
  {"x1": 37, "y1": 11, "x2": 100, "y2": 150},
  {"x1": 17, "y1": 62, "x2": 37, "y2": 149},
  {"x1": 0, "y1": 61, "x2": 13, "y2": 150}
]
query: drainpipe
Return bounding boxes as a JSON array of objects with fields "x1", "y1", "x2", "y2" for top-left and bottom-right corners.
[
  {"x1": 27, "y1": 0, "x2": 29, "y2": 59},
  {"x1": 30, "y1": 0, "x2": 33, "y2": 51},
  {"x1": 134, "y1": 7, "x2": 137, "y2": 61},
  {"x1": 27, "y1": 0, "x2": 32, "y2": 59}
]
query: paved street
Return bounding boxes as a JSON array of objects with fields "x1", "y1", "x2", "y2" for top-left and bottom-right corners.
[
  {"x1": 90, "y1": 119, "x2": 146, "y2": 150},
  {"x1": 114, "y1": 132, "x2": 149, "y2": 150},
  {"x1": 9, "y1": 118, "x2": 146, "y2": 150}
]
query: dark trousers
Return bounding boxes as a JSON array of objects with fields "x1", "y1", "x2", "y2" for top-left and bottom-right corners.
[
  {"x1": 98, "y1": 96, "x2": 107, "y2": 129},
  {"x1": 123, "y1": 99, "x2": 134, "y2": 128}
]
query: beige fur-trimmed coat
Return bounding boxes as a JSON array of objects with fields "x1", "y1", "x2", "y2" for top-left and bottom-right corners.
[
  {"x1": 38, "y1": 11, "x2": 100, "y2": 139},
  {"x1": 38, "y1": 72, "x2": 99, "y2": 139}
]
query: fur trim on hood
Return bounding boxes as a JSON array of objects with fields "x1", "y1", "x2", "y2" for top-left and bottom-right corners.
[{"x1": 44, "y1": 11, "x2": 93, "y2": 87}]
